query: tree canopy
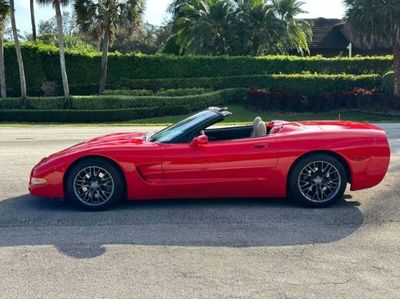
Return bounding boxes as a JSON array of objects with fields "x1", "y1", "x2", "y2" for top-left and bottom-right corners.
[{"x1": 171, "y1": 0, "x2": 312, "y2": 56}]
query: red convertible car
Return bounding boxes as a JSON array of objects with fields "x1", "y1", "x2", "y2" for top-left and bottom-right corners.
[{"x1": 29, "y1": 107, "x2": 390, "y2": 210}]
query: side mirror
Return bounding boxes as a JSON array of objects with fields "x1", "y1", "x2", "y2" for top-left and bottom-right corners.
[{"x1": 191, "y1": 134, "x2": 208, "y2": 147}]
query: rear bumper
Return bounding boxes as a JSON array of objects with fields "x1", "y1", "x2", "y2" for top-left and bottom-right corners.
[{"x1": 350, "y1": 133, "x2": 390, "y2": 191}]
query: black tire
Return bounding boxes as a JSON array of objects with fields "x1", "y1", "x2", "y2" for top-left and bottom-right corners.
[
  {"x1": 65, "y1": 158, "x2": 124, "y2": 211},
  {"x1": 288, "y1": 153, "x2": 347, "y2": 208}
]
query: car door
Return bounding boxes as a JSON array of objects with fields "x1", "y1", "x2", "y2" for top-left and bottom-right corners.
[
  {"x1": 162, "y1": 135, "x2": 279, "y2": 199},
  {"x1": 197, "y1": 135, "x2": 279, "y2": 198},
  {"x1": 162, "y1": 142, "x2": 208, "y2": 198}
]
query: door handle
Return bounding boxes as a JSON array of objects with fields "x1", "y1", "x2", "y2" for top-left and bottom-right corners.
[{"x1": 254, "y1": 143, "x2": 268, "y2": 149}]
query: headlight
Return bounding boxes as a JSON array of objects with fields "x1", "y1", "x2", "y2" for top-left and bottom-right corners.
[{"x1": 30, "y1": 177, "x2": 48, "y2": 186}]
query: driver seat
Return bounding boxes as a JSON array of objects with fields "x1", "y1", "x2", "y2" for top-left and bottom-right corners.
[{"x1": 251, "y1": 117, "x2": 267, "y2": 137}]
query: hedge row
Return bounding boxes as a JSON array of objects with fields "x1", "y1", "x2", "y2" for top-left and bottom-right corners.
[
  {"x1": 116, "y1": 74, "x2": 382, "y2": 94},
  {"x1": 245, "y1": 88, "x2": 400, "y2": 112},
  {"x1": 3, "y1": 43, "x2": 393, "y2": 96},
  {"x1": 0, "y1": 106, "x2": 191, "y2": 122},
  {"x1": 102, "y1": 87, "x2": 210, "y2": 96},
  {"x1": 0, "y1": 89, "x2": 245, "y2": 110}
]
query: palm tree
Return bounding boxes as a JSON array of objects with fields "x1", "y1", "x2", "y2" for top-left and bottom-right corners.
[
  {"x1": 9, "y1": 0, "x2": 27, "y2": 103},
  {"x1": 74, "y1": 0, "x2": 144, "y2": 93},
  {"x1": 344, "y1": 0, "x2": 400, "y2": 97},
  {"x1": 38, "y1": 0, "x2": 70, "y2": 99},
  {"x1": 0, "y1": 0, "x2": 10, "y2": 98},
  {"x1": 30, "y1": 0, "x2": 37, "y2": 41},
  {"x1": 168, "y1": 0, "x2": 192, "y2": 18},
  {"x1": 171, "y1": 0, "x2": 310, "y2": 56},
  {"x1": 233, "y1": 0, "x2": 282, "y2": 55},
  {"x1": 272, "y1": 0, "x2": 311, "y2": 55},
  {"x1": 175, "y1": 0, "x2": 236, "y2": 55}
]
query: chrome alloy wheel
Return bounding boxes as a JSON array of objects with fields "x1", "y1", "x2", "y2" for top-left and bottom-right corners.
[
  {"x1": 297, "y1": 161, "x2": 341, "y2": 203},
  {"x1": 73, "y1": 166, "x2": 115, "y2": 206}
]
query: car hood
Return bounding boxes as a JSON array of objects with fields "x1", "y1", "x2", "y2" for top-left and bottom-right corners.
[
  {"x1": 36, "y1": 132, "x2": 147, "y2": 167},
  {"x1": 64, "y1": 131, "x2": 147, "y2": 152}
]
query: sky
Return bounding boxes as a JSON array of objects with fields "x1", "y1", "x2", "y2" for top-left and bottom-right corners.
[{"x1": 14, "y1": 0, "x2": 345, "y2": 36}]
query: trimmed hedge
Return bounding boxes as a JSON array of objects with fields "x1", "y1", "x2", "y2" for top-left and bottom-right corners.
[
  {"x1": 102, "y1": 89, "x2": 154, "y2": 96},
  {"x1": 156, "y1": 88, "x2": 210, "y2": 96},
  {"x1": 105, "y1": 54, "x2": 392, "y2": 80},
  {"x1": 0, "y1": 106, "x2": 191, "y2": 122},
  {"x1": 3, "y1": 43, "x2": 393, "y2": 96},
  {"x1": 102, "y1": 87, "x2": 210, "y2": 97},
  {"x1": 382, "y1": 71, "x2": 394, "y2": 95},
  {"x1": 0, "y1": 89, "x2": 246, "y2": 122},
  {"x1": 116, "y1": 74, "x2": 382, "y2": 94},
  {"x1": 72, "y1": 89, "x2": 245, "y2": 110},
  {"x1": 0, "y1": 98, "x2": 22, "y2": 109},
  {"x1": 244, "y1": 88, "x2": 400, "y2": 112},
  {"x1": 0, "y1": 88, "x2": 245, "y2": 110}
]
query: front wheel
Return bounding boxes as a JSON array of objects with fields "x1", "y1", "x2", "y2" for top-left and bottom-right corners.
[
  {"x1": 288, "y1": 154, "x2": 347, "y2": 208},
  {"x1": 66, "y1": 158, "x2": 124, "y2": 211}
]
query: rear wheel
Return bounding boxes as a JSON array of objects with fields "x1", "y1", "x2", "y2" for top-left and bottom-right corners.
[
  {"x1": 289, "y1": 154, "x2": 347, "y2": 208},
  {"x1": 66, "y1": 158, "x2": 124, "y2": 211}
]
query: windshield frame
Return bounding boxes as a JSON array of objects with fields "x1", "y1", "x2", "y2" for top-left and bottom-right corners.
[{"x1": 148, "y1": 109, "x2": 226, "y2": 143}]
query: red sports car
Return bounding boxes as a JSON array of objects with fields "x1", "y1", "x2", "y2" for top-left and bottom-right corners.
[{"x1": 29, "y1": 107, "x2": 390, "y2": 210}]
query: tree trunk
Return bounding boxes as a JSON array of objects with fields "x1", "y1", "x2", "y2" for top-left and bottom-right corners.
[
  {"x1": 9, "y1": 0, "x2": 27, "y2": 104},
  {"x1": 30, "y1": 0, "x2": 36, "y2": 42},
  {"x1": 394, "y1": 39, "x2": 400, "y2": 98},
  {"x1": 99, "y1": 30, "x2": 109, "y2": 94},
  {"x1": 55, "y1": 0, "x2": 70, "y2": 102},
  {"x1": 0, "y1": 37, "x2": 6, "y2": 98}
]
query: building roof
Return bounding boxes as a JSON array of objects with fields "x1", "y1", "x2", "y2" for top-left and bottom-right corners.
[{"x1": 306, "y1": 18, "x2": 391, "y2": 50}]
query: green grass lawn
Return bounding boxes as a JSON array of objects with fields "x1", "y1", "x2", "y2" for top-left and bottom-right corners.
[{"x1": 1, "y1": 104, "x2": 400, "y2": 126}]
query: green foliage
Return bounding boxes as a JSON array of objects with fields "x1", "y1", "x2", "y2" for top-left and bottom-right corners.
[
  {"x1": 172, "y1": 0, "x2": 312, "y2": 56},
  {"x1": 117, "y1": 74, "x2": 381, "y2": 94},
  {"x1": 382, "y1": 71, "x2": 394, "y2": 95},
  {"x1": 38, "y1": 34, "x2": 97, "y2": 53},
  {"x1": 72, "y1": 89, "x2": 245, "y2": 110},
  {"x1": 0, "y1": 97, "x2": 19, "y2": 109},
  {"x1": 0, "y1": 106, "x2": 190, "y2": 122},
  {"x1": 344, "y1": 0, "x2": 400, "y2": 47},
  {"x1": 0, "y1": 88, "x2": 246, "y2": 122},
  {"x1": 245, "y1": 88, "x2": 399, "y2": 113},
  {"x1": 4, "y1": 42, "x2": 45, "y2": 96},
  {"x1": 156, "y1": 88, "x2": 209, "y2": 96},
  {"x1": 2, "y1": 43, "x2": 393, "y2": 96},
  {"x1": 103, "y1": 87, "x2": 209, "y2": 96},
  {"x1": 26, "y1": 96, "x2": 65, "y2": 109},
  {"x1": 102, "y1": 89, "x2": 154, "y2": 96},
  {"x1": 0, "y1": 88, "x2": 245, "y2": 112}
]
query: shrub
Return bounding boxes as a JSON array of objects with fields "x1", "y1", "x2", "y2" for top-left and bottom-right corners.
[
  {"x1": 106, "y1": 53, "x2": 392, "y2": 80},
  {"x1": 102, "y1": 89, "x2": 154, "y2": 96},
  {"x1": 102, "y1": 87, "x2": 210, "y2": 96},
  {"x1": 3, "y1": 43, "x2": 393, "y2": 96},
  {"x1": 244, "y1": 88, "x2": 382, "y2": 112},
  {"x1": 4, "y1": 43, "x2": 46, "y2": 96},
  {"x1": 156, "y1": 88, "x2": 210, "y2": 96},
  {"x1": 0, "y1": 98, "x2": 22, "y2": 109},
  {"x1": 382, "y1": 71, "x2": 394, "y2": 95},
  {"x1": 71, "y1": 89, "x2": 246, "y2": 110},
  {"x1": 117, "y1": 74, "x2": 381, "y2": 94},
  {"x1": 0, "y1": 89, "x2": 246, "y2": 111},
  {"x1": 26, "y1": 97, "x2": 66, "y2": 109},
  {"x1": 0, "y1": 106, "x2": 191, "y2": 123}
]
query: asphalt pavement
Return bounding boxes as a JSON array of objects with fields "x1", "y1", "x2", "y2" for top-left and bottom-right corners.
[{"x1": 0, "y1": 124, "x2": 399, "y2": 298}]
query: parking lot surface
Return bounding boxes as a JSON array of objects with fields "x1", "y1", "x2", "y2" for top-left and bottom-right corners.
[{"x1": 0, "y1": 124, "x2": 399, "y2": 298}]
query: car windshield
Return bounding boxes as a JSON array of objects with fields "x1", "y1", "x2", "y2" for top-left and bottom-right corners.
[{"x1": 149, "y1": 110, "x2": 217, "y2": 143}]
